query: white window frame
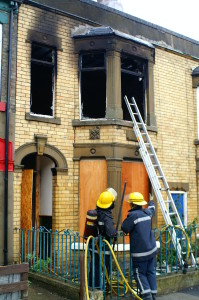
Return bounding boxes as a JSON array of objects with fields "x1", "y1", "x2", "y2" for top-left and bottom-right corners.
[{"x1": 170, "y1": 191, "x2": 187, "y2": 227}]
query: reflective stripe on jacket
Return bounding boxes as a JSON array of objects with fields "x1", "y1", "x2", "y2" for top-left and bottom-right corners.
[{"x1": 121, "y1": 201, "x2": 158, "y2": 261}]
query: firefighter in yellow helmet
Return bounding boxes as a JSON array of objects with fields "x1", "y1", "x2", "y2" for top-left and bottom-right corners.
[
  {"x1": 121, "y1": 192, "x2": 157, "y2": 300},
  {"x1": 89, "y1": 188, "x2": 117, "y2": 288}
]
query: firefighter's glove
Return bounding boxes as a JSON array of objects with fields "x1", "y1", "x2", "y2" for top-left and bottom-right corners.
[{"x1": 149, "y1": 193, "x2": 154, "y2": 201}]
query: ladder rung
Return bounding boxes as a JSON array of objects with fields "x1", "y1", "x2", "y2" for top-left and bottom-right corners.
[
  {"x1": 130, "y1": 103, "x2": 135, "y2": 106},
  {"x1": 169, "y1": 212, "x2": 177, "y2": 216},
  {"x1": 157, "y1": 176, "x2": 164, "y2": 179},
  {"x1": 160, "y1": 188, "x2": 169, "y2": 191},
  {"x1": 177, "y1": 237, "x2": 186, "y2": 241},
  {"x1": 164, "y1": 200, "x2": 171, "y2": 203},
  {"x1": 153, "y1": 164, "x2": 159, "y2": 167}
]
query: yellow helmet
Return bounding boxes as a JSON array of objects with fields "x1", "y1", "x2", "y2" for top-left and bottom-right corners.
[
  {"x1": 97, "y1": 188, "x2": 117, "y2": 209},
  {"x1": 128, "y1": 192, "x2": 147, "y2": 206}
]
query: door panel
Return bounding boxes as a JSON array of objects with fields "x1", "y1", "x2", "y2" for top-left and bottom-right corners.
[
  {"x1": 79, "y1": 159, "x2": 107, "y2": 237},
  {"x1": 21, "y1": 169, "x2": 33, "y2": 230},
  {"x1": 122, "y1": 161, "x2": 149, "y2": 222}
]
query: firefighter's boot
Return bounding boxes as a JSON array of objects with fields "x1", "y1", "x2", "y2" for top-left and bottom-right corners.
[{"x1": 142, "y1": 293, "x2": 153, "y2": 300}]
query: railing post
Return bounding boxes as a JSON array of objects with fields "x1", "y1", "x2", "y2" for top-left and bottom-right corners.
[{"x1": 79, "y1": 253, "x2": 86, "y2": 300}]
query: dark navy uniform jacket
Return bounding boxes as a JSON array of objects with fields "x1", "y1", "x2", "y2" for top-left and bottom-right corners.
[
  {"x1": 97, "y1": 206, "x2": 116, "y2": 242},
  {"x1": 121, "y1": 201, "x2": 158, "y2": 261}
]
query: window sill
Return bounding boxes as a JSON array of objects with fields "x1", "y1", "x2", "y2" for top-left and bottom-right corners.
[
  {"x1": 72, "y1": 119, "x2": 158, "y2": 132},
  {"x1": 25, "y1": 113, "x2": 61, "y2": 125}
]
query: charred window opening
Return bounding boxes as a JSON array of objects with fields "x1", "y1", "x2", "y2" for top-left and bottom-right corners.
[
  {"x1": 121, "y1": 55, "x2": 147, "y2": 121},
  {"x1": 80, "y1": 52, "x2": 106, "y2": 119},
  {"x1": 31, "y1": 43, "x2": 56, "y2": 117}
]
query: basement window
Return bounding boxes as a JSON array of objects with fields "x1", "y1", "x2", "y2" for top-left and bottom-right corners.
[
  {"x1": 80, "y1": 52, "x2": 106, "y2": 119},
  {"x1": 121, "y1": 55, "x2": 147, "y2": 122},
  {"x1": 31, "y1": 43, "x2": 56, "y2": 117}
]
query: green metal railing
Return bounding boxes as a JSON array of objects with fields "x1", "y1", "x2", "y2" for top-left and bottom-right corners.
[{"x1": 16, "y1": 224, "x2": 198, "y2": 299}]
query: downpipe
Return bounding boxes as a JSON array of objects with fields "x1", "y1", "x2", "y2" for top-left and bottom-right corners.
[{"x1": 4, "y1": 1, "x2": 18, "y2": 266}]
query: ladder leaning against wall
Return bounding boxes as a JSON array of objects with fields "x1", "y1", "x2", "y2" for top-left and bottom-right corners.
[{"x1": 124, "y1": 95, "x2": 196, "y2": 268}]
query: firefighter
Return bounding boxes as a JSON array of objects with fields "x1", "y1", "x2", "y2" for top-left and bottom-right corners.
[
  {"x1": 89, "y1": 188, "x2": 117, "y2": 288},
  {"x1": 121, "y1": 192, "x2": 158, "y2": 300}
]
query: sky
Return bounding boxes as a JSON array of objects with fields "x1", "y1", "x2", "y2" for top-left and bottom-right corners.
[{"x1": 93, "y1": 0, "x2": 199, "y2": 42}]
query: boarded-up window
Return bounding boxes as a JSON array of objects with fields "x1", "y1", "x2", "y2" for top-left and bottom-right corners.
[{"x1": 79, "y1": 159, "x2": 107, "y2": 237}]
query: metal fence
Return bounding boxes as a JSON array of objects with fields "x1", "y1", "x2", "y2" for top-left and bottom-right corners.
[{"x1": 16, "y1": 225, "x2": 199, "y2": 299}]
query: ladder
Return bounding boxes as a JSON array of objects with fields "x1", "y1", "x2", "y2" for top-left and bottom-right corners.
[{"x1": 124, "y1": 95, "x2": 196, "y2": 267}]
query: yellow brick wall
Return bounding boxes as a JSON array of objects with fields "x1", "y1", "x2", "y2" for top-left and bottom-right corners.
[
  {"x1": 13, "y1": 4, "x2": 199, "y2": 261},
  {"x1": 154, "y1": 48, "x2": 198, "y2": 226}
]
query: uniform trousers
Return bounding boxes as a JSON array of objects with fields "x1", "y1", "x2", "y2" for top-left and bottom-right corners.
[{"x1": 132, "y1": 256, "x2": 157, "y2": 297}]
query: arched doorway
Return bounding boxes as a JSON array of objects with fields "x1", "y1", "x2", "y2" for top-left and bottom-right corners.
[{"x1": 21, "y1": 153, "x2": 55, "y2": 230}]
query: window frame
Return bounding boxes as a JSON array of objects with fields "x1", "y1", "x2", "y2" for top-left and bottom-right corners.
[
  {"x1": 79, "y1": 51, "x2": 106, "y2": 120},
  {"x1": 30, "y1": 42, "x2": 56, "y2": 118},
  {"x1": 169, "y1": 191, "x2": 187, "y2": 227},
  {"x1": 121, "y1": 53, "x2": 148, "y2": 122}
]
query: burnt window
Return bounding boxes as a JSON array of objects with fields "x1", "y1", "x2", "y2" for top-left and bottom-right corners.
[
  {"x1": 80, "y1": 52, "x2": 106, "y2": 119},
  {"x1": 31, "y1": 43, "x2": 56, "y2": 117},
  {"x1": 121, "y1": 55, "x2": 147, "y2": 121}
]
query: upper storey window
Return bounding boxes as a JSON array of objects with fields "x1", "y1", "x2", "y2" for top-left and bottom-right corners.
[
  {"x1": 31, "y1": 43, "x2": 56, "y2": 117},
  {"x1": 72, "y1": 26, "x2": 156, "y2": 127},
  {"x1": 80, "y1": 52, "x2": 106, "y2": 119},
  {"x1": 121, "y1": 55, "x2": 147, "y2": 121}
]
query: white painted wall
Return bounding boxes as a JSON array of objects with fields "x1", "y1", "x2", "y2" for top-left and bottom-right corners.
[{"x1": 39, "y1": 156, "x2": 54, "y2": 216}]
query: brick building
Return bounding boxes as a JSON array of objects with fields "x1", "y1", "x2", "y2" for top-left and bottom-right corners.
[
  {"x1": 12, "y1": 0, "x2": 199, "y2": 261},
  {"x1": 0, "y1": 0, "x2": 18, "y2": 265}
]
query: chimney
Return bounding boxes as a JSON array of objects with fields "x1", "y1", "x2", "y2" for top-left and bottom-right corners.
[{"x1": 97, "y1": 0, "x2": 123, "y2": 11}]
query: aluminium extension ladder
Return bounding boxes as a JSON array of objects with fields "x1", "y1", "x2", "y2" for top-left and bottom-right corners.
[{"x1": 124, "y1": 95, "x2": 196, "y2": 267}]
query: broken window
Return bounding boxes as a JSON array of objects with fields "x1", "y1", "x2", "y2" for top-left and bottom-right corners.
[
  {"x1": 121, "y1": 55, "x2": 147, "y2": 122},
  {"x1": 31, "y1": 43, "x2": 56, "y2": 117},
  {"x1": 80, "y1": 52, "x2": 106, "y2": 119}
]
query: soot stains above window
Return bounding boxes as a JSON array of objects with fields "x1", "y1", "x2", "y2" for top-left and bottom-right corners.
[
  {"x1": 31, "y1": 43, "x2": 56, "y2": 117},
  {"x1": 121, "y1": 55, "x2": 147, "y2": 122},
  {"x1": 80, "y1": 52, "x2": 106, "y2": 119}
]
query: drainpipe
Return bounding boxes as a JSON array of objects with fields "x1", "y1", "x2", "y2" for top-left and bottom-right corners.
[{"x1": 4, "y1": 1, "x2": 18, "y2": 266}]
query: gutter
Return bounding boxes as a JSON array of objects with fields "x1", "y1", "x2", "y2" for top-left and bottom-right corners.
[{"x1": 4, "y1": 1, "x2": 18, "y2": 266}]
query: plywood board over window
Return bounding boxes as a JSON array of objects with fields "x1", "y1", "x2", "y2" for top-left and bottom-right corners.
[
  {"x1": 122, "y1": 161, "x2": 149, "y2": 222},
  {"x1": 79, "y1": 159, "x2": 107, "y2": 237}
]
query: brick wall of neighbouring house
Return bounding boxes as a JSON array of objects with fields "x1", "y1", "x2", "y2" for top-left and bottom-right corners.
[
  {"x1": 13, "y1": 3, "x2": 199, "y2": 261},
  {"x1": 154, "y1": 48, "x2": 198, "y2": 227}
]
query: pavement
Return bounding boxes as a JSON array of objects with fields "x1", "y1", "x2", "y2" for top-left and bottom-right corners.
[
  {"x1": 28, "y1": 280, "x2": 69, "y2": 300},
  {"x1": 156, "y1": 286, "x2": 199, "y2": 300},
  {"x1": 28, "y1": 280, "x2": 199, "y2": 300}
]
